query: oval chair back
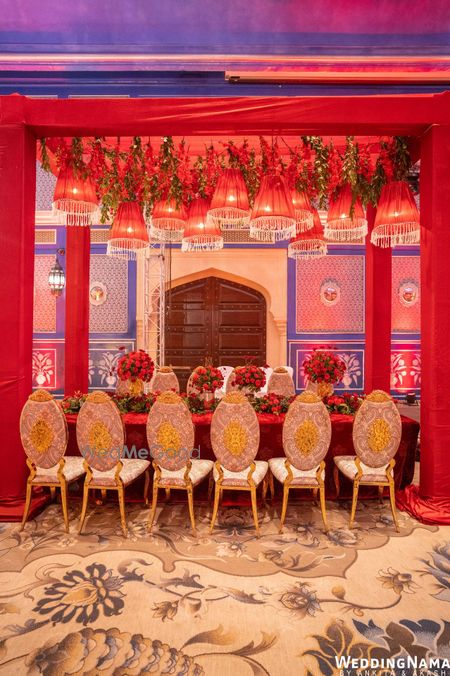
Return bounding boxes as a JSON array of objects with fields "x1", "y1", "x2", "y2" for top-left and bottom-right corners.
[
  {"x1": 218, "y1": 366, "x2": 233, "y2": 390},
  {"x1": 186, "y1": 370, "x2": 200, "y2": 396},
  {"x1": 352, "y1": 390, "x2": 401, "y2": 468},
  {"x1": 225, "y1": 368, "x2": 240, "y2": 392},
  {"x1": 268, "y1": 367, "x2": 296, "y2": 397},
  {"x1": 282, "y1": 391, "x2": 331, "y2": 470},
  {"x1": 146, "y1": 392, "x2": 194, "y2": 471},
  {"x1": 76, "y1": 391, "x2": 125, "y2": 471},
  {"x1": 149, "y1": 367, "x2": 180, "y2": 394},
  {"x1": 211, "y1": 391, "x2": 260, "y2": 472},
  {"x1": 20, "y1": 389, "x2": 68, "y2": 469}
]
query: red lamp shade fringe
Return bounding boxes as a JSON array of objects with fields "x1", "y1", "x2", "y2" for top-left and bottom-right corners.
[
  {"x1": 249, "y1": 175, "x2": 296, "y2": 243},
  {"x1": 107, "y1": 201, "x2": 150, "y2": 260},
  {"x1": 208, "y1": 168, "x2": 250, "y2": 230},
  {"x1": 150, "y1": 198, "x2": 187, "y2": 242},
  {"x1": 181, "y1": 198, "x2": 224, "y2": 252},
  {"x1": 52, "y1": 166, "x2": 99, "y2": 226},
  {"x1": 291, "y1": 189, "x2": 314, "y2": 233},
  {"x1": 288, "y1": 208, "x2": 328, "y2": 260},
  {"x1": 325, "y1": 184, "x2": 368, "y2": 242},
  {"x1": 371, "y1": 180, "x2": 420, "y2": 248}
]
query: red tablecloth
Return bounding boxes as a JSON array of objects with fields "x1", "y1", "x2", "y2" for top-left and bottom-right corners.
[{"x1": 65, "y1": 412, "x2": 419, "y2": 499}]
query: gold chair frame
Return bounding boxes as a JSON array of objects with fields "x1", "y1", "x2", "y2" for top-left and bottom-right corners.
[
  {"x1": 210, "y1": 460, "x2": 266, "y2": 537},
  {"x1": 21, "y1": 457, "x2": 79, "y2": 533},
  {"x1": 79, "y1": 460, "x2": 150, "y2": 537},
  {"x1": 269, "y1": 459, "x2": 328, "y2": 533},
  {"x1": 149, "y1": 460, "x2": 213, "y2": 534},
  {"x1": 334, "y1": 457, "x2": 398, "y2": 531}
]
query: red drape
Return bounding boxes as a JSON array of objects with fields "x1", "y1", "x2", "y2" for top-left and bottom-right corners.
[
  {"x1": 396, "y1": 125, "x2": 450, "y2": 524},
  {"x1": 0, "y1": 124, "x2": 47, "y2": 519},
  {"x1": 364, "y1": 203, "x2": 392, "y2": 392},
  {"x1": 64, "y1": 227, "x2": 90, "y2": 395}
]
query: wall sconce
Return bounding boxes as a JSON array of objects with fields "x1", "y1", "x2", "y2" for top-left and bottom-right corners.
[{"x1": 48, "y1": 248, "x2": 65, "y2": 297}]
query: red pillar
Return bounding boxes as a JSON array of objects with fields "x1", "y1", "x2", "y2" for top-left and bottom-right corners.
[
  {"x1": 64, "y1": 227, "x2": 90, "y2": 395},
  {"x1": 397, "y1": 125, "x2": 450, "y2": 523},
  {"x1": 364, "y1": 204, "x2": 392, "y2": 392},
  {"x1": 0, "y1": 124, "x2": 36, "y2": 515}
]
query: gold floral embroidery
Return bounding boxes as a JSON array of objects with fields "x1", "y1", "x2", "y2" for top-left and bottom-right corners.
[
  {"x1": 88, "y1": 421, "x2": 112, "y2": 452},
  {"x1": 29, "y1": 389, "x2": 53, "y2": 402},
  {"x1": 294, "y1": 419, "x2": 319, "y2": 455},
  {"x1": 368, "y1": 418, "x2": 391, "y2": 453},
  {"x1": 274, "y1": 367, "x2": 288, "y2": 374},
  {"x1": 366, "y1": 390, "x2": 391, "y2": 403},
  {"x1": 156, "y1": 422, "x2": 181, "y2": 457},
  {"x1": 223, "y1": 391, "x2": 247, "y2": 405},
  {"x1": 157, "y1": 391, "x2": 181, "y2": 405},
  {"x1": 158, "y1": 366, "x2": 173, "y2": 373},
  {"x1": 86, "y1": 391, "x2": 110, "y2": 404},
  {"x1": 30, "y1": 419, "x2": 54, "y2": 454},
  {"x1": 296, "y1": 391, "x2": 321, "y2": 404},
  {"x1": 224, "y1": 421, "x2": 248, "y2": 456}
]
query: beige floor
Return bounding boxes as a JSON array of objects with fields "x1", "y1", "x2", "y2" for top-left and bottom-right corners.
[{"x1": 0, "y1": 494, "x2": 448, "y2": 675}]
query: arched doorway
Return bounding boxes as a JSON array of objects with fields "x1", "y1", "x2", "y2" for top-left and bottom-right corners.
[{"x1": 165, "y1": 276, "x2": 266, "y2": 390}]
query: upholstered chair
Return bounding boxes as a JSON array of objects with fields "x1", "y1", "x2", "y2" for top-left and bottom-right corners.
[
  {"x1": 333, "y1": 390, "x2": 402, "y2": 531},
  {"x1": 215, "y1": 366, "x2": 234, "y2": 398},
  {"x1": 267, "y1": 367, "x2": 296, "y2": 397},
  {"x1": 76, "y1": 391, "x2": 150, "y2": 536},
  {"x1": 20, "y1": 389, "x2": 85, "y2": 532},
  {"x1": 258, "y1": 367, "x2": 273, "y2": 395},
  {"x1": 210, "y1": 391, "x2": 268, "y2": 535},
  {"x1": 225, "y1": 368, "x2": 239, "y2": 392},
  {"x1": 186, "y1": 371, "x2": 200, "y2": 396},
  {"x1": 146, "y1": 391, "x2": 213, "y2": 533},
  {"x1": 149, "y1": 366, "x2": 180, "y2": 393},
  {"x1": 268, "y1": 391, "x2": 331, "y2": 532}
]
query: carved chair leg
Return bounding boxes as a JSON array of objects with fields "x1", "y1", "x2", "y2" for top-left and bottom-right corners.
[
  {"x1": 78, "y1": 483, "x2": 90, "y2": 534},
  {"x1": 250, "y1": 486, "x2": 260, "y2": 537},
  {"x1": 349, "y1": 481, "x2": 359, "y2": 529},
  {"x1": 333, "y1": 465, "x2": 340, "y2": 498},
  {"x1": 269, "y1": 472, "x2": 275, "y2": 501},
  {"x1": 210, "y1": 483, "x2": 221, "y2": 533},
  {"x1": 207, "y1": 472, "x2": 213, "y2": 502},
  {"x1": 60, "y1": 481, "x2": 69, "y2": 533},
  {"x1": 50, "y1": 486, "x2": 56, "y2": 501},
  {"x1": 118, "y1": 486, "x2": 128, "y2": 537},
  {"x1": 319, "y1": 484, "x2": 328, "y2": 532},
  {"x1": 378, "y1": 485, "x2": 384, "y2": 504},
  {"x1": 262, "y1": 474, "x2": 268, "y2": 503},
  {"x1": 143, "y1": 470, "x2": 150, "y2": 506},
  {"x1": 389, "y1": 482, "x2": 400, "y2": 533},
  {"x1": 279, "y1": 483, "x2": 290, "y2": 534},
  {"x1": 148, "y1": 482, "x2": 159, "y2": 531},
  {"x1": 313, "y1": 487, "x2": 319, "y2": 505},
  {"x1": 187, "y1": 486, "x2": 196, "y2": 535},
  {"x1": 20, "y1": 481, "x2": 33, "y2": 531},
  {"x1": 165, "y1": 488, "x2": 171, "y2": 502}
]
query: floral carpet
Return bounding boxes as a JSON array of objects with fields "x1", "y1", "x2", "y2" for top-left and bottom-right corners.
[{"x1": 0, "y1": 496, "x2": 448, "y2": 675}]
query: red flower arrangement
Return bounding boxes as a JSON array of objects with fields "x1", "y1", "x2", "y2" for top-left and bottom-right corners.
[
  {"x1": 191, "y1": 365, "x2": 224, "y2": 392},
  {"x1": 117, "y1": 349, "x2": 155, "y2": 383},
  {"x1": 303, "y1": 348, "x2": 346, "y2": 385},
  {"x1": 231, "y1": 364, "x2": 266, "y2": 393},
  {"x1": 252, "y1": 393, "x2": 294, "y2": 415},
  {"x1": 325, "y1": 392, "x2": 362, "y2": 415}
]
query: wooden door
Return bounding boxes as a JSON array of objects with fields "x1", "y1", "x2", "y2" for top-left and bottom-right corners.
[{"x1": 165, "y1": 277, "x2": 266, "y2": 390}]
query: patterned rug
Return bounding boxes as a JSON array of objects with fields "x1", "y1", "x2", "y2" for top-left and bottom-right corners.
[{"x1": 0, "y1": 497, "x2": 448, "y2": 675}]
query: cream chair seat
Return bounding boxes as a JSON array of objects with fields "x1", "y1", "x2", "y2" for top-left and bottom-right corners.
[
  {"x1": 269, "y1": 458, "x2": 325, "y2": 486},
  {"x1": 34, "y1": 456, "x2": 86, "y2": 484},
  {"x1": 213, "y1": 460, "x2": 268, "y2": 487},
  {"x1": 159, "y1": 459, "x2": 214, "y2": 488}
]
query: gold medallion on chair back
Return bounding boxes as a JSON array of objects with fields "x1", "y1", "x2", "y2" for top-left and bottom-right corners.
[
  {"x1": 76, "y1": 392, "x2": 125, "y2": 471},
  {"x1": 211, "y1": 393, "x2": 260, "y2": 471},
  {"x1": 20, "y1": 390, "x2": 68, "y2": 469},
  {"x1": 267, "y1": 371, "x2": 296, "y2": 397},
  {"x1": 146, "y1": 393, "x2": 194, "y2": 471},
  {"x1": 150, "y1": 370, "x2": 180, "y2": 394},
  {"x1": 352, "y1": 392, "x2": 402, "y2": 468},
  {"x1": 283, "y1": 394, "x2": 331, "y2": 470}
]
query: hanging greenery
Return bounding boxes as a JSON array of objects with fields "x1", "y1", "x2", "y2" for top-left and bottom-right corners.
[{"x1": 39, "y1": 134, "x2": 415, "y2": 225}]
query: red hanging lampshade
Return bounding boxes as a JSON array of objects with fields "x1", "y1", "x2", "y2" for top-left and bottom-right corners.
[
  {"x1": 150, "y1": 198, "x2": 187, "y2": 242},
  {"x1": 325, "y1": 184, "x2": 368, "y2": 242},
  {"x1": 208, "y1": 168, "x2": 250, "y2": 230},
  {"x1": 52, "y1": 165, "x2": 99, "y2": 226},
  {"x1": 107, "y1": 201, "x2": 150, "y2": 259},
  {"x1": 288, "y1": 208, "x2": 328, "y2": 260},
  {"x1": 249, "y1": 175, "x2": 296, "y2": 242},
  {"x1": 291, "y1": 189, "x2": 314, "y2": 233},
  {"x1": 371, "y1": 180, "x2": 420, "y2": 248},
  {"x1": 181, "y1": 198, "x2": 223, "y2": 252}
]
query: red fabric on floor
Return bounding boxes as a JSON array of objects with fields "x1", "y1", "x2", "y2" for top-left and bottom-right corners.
[
  {"x1": 65, "y1": 412, "x2": 418, "y2": 499},
  {"x1": 397, "y1": 484, "x2": 450, "y2": 524}
]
